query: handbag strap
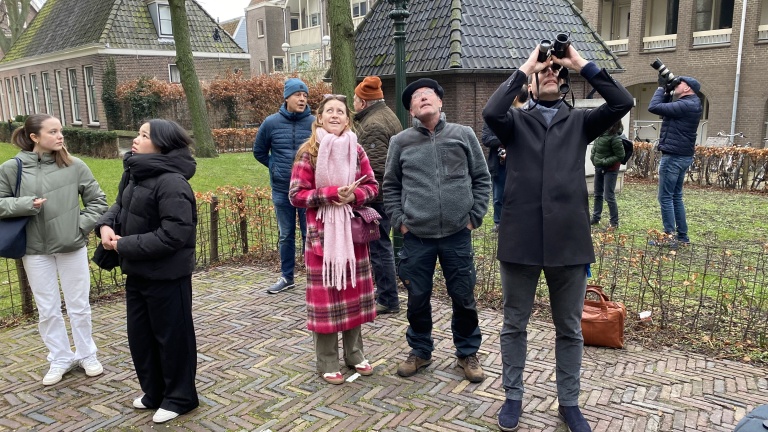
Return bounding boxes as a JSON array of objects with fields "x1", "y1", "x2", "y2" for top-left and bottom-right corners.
[
  {"x1": 12, "y1": 157, "x2": 21, "y2": 198},
  {"x1": 585, "y1": 285, "x2": 610, "y2": 303}
]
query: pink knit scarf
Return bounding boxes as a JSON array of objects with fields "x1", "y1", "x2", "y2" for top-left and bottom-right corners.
[{"x1": 315, "y1": 128, "x2": 358, "y2": 290}]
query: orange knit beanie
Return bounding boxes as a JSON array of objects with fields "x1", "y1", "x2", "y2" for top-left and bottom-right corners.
[{"x1": 355, "y1": 76, "x2": 384, "y2": 100}]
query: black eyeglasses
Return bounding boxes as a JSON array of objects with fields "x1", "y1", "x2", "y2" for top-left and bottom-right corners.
[{"x1": 323, "y1": 94, "x2": 347, "y2": 101}]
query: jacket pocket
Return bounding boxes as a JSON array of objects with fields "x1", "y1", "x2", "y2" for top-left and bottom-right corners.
[{"x1": 441, "y1": 146, "x2": 467, "y2": 179}]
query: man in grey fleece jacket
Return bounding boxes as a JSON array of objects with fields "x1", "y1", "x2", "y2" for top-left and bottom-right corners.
[{"x1": 383, "y1": 78, "x2": 491, "y2": 383}]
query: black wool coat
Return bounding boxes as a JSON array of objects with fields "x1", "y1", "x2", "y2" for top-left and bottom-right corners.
[
  {"x1": 97, "y1": 148, "x2": 197, "y2": 280},
  {"x1": 483, "y1": 67, "x2": 633, "y2": 266}
]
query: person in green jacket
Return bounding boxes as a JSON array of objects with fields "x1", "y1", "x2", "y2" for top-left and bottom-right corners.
[
  {"x1": 590, "y1": 120, "x2": 625, "y2": 228},
  {"x1": 0, "y1": 114, "x2": 108, "y2": 386}
]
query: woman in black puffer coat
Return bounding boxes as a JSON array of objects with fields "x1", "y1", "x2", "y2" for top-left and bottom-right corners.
[{"x1": 96, "y1": 119, "x2": 198, "y2": 424}]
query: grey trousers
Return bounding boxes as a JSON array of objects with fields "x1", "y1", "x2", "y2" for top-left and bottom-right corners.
[
  {"x1": 313, "y1": 326, "x2": 365, "y2": 374},
  {"x1": 499, "y1": 262, "x2": 587, "y2": 406}
]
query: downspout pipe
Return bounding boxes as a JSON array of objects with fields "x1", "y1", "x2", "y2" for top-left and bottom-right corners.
[{"x1": 729, "y1": 0, "x2": 748, "y2": 143}]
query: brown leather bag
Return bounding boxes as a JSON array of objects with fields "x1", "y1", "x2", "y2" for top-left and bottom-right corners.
[{"x1": 581, "y1": 285, "x2": 627, "y2": 349}]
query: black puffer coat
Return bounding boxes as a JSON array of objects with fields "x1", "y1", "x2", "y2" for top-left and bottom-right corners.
[{"x1": 97, "y1": 148, "x2": 197, "y2": 280}]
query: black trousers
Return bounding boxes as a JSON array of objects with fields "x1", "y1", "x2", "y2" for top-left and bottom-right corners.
[{"x1": 126, "y1": 275, "x2": 199, "y2": 414}]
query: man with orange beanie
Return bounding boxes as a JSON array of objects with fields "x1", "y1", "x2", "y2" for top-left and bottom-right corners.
[{"x1": 353, "y1": 76, "x2": 402, "y2": 314}]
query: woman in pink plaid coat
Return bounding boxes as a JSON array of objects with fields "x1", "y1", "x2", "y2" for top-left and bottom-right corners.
[{"x1": 289, "y1": 94, "x2": 379, "y2": 385}]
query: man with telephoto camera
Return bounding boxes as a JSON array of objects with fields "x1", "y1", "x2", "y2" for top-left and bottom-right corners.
[
  {"x1": 483, "y1": 37, "x2": 633, "y2": 432},
  {"x1": 648, "y1": 58, "x2": 703, "y2": 248}
]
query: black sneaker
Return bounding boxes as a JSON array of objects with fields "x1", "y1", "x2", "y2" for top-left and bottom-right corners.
[
  {"x1": 590, "y1": 217, "x2": 600, "y2": 225},
  {"x1": 266, "y1": 277, "x2": 295, "y2": 294}
]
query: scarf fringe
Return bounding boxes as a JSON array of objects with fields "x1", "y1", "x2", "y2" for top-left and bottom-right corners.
[{"x1": 317, "y1": 204, "x2": 356, "y2": 290}]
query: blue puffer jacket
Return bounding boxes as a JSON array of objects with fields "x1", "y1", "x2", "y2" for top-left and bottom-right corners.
[
  {"x1": 648, "y1": 89, "x2": 702, "y2": 157},
  {"x1": 253, "y1": 105, "x2": 315, "y2": 193}
]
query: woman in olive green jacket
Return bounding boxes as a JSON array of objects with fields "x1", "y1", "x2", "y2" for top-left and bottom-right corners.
[
  {"x1": 0, "y1": 114, "x2": 107, "y2": 386},
  {"x1": 589, "y1": 120, "x2": 625, "y2": 228}
]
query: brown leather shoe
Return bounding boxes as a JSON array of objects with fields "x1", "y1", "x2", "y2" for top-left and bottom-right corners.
[
  {"x1": 397, "y1": 353, "x2": 432, "y2": 377},
  {"x1": 457, "y1": 354, "x2": 485, "y2": 383}
]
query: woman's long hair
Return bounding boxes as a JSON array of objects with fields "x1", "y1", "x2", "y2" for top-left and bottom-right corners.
[
  {"x1": 11, "y1": 114, "x2": 72, "y2": 167},
  {"x1": 295, "y1": 95, "x2": 352, "y2": 168}
]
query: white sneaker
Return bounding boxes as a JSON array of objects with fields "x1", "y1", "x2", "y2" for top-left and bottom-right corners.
[
  {"x1": 133, "y1": 396, "x2": 148, "y2": 409},
  {"x1": 42, "y1": 363, "x2": 73, "y2": 386},
  {"x1": 79, "y1": 355, "x2": 103, "y2": 377},
  {"x1": 153, "y1": 408, "x2": 180, "y2": 423}
]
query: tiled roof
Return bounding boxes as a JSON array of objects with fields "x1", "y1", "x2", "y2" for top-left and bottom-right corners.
[
  {"x1": 220, "y1": 18, "x2": 241, "y2": 37},
  {"x1": 1, "y1": 0, "x2": 243, "y2": 63},
  {"x1": 355, "y1": 0, "x2": 621, "y2": 78}
]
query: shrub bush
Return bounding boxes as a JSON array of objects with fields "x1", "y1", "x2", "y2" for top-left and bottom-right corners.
[{"x1": 63, "y1": 128, "x2": 119, "y2": 158}]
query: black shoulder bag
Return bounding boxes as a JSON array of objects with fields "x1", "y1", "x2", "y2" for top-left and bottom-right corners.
[{"x1": 0, "y1": 158, "x2": 31, "y2": 259}]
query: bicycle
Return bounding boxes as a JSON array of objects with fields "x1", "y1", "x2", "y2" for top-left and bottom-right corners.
[
  {"x1": 749, "y1": 139, "x2": 768, "y2": 190},
  {"x1": 629, "y1": 124, "x2": 657, "y2": 178},
  {"x1": 705, "y1": 131, "x2": 750, "y2": 189},
  {"x1": 686, "y1": 121, "x2": 708, "y2": 185}
]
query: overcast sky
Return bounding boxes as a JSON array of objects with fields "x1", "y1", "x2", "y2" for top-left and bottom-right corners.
[{"x1": 196, "y1": 0, "x2": 251, "y2": 23}]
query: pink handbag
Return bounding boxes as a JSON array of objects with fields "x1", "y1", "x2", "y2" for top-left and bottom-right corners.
[{"x1": 351, "y1": 207, "x2": 382, "y2": 244}]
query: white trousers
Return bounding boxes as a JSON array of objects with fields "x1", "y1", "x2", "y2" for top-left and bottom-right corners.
[{"x1": 22, "y1": 246, "x2": 97, "y2": 368}]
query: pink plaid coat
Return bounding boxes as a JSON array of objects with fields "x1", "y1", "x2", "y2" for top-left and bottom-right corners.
[{"x1": 289, "y1": 145, "x2": 379, "y2": 333}]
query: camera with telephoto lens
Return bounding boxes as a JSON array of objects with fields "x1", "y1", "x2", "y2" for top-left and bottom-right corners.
[{"x1": 650, "y1": 58, "x2": 680, "y2": 92}]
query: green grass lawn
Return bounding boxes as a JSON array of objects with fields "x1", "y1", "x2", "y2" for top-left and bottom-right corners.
[{"x1": 0, "y1": 143, "x2": 270, "y2": 203}]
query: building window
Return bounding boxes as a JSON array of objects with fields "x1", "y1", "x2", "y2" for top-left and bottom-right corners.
[
  {"x1": 309, "y1": 12, "x2": 320, "y2": 27},
  {"x1": 0, "y1": 84, "x2": 6, "y2": 121},
  {"x1": 289, "y1": 51, "x2": 312, "y2": 71},
  {"x1": 83, "y1": 66, "x2": 99, "y2": 123},
  {"x1": 158, "y1": 4, "x2": 173, "y2": 36},
  {"x1": 169, "y1": 64, "x2": 180, "y2": 83},
  {"x1": 352, "y1": 1, "x2": 368, "y2": 17},
  {"x1": 259, "y1": 60, "x2": 267, "y2": 75},
  {"x1": 67, "y1": 68, "x2": 81, "y2": 123},
  {"x1": 30, "y1": 74, "x2": 40, "y2": 114},
  {"x1": 55, "y1": 70, "x2": 66, "y2": 125},
  {"x1": 257, "y1": 19, "x2": 264, "y2": 37},
  {"x1": 694, "y1": 0, "x2": 733, "y2": 31},
  {"x1": 273, "y1": 56, "x2": 285, "y2": 72},
  {"x1": 290, "y1": 13, "x2": 299, "y2": 31},
  {"x1": 41, "y1": 72, "x2": 53, "y2": 115},
  {"x1": 21, "y1": 75, "x2": 30, "y2": 115},
  {"x1": 12, "y1": 77, "x2": 21, "y2": 117},
  {"x1": 6, "y1": 79, "x2": 15, "y2": 118}
]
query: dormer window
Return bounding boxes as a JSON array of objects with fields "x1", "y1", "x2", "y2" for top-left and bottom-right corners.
[{"x1": 147, "y1": 1, "x2": 173, "y2": 38}]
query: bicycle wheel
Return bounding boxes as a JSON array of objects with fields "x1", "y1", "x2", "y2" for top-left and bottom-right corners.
[
  {"x1": 751, "y1": 163, "x2": 766, "y2": 190},
  {"x1": 705, "y1": 155, "x2": 720, "y2": 186},
  {"x1": 687, "y1": 154, "x2": 703, "y2": 184}
]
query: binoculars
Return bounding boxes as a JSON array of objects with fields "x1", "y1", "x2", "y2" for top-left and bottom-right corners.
[
  {"x1": 536, "y1": 33, "x2": 571, "y2": 94},
  {"x1": 650, "y1": 58, "x2": 680, "y2": 92}
]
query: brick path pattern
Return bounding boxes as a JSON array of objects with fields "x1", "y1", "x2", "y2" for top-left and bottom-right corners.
[{"x1": 0, "y1": 265, "x2": 766, "y2": 431}]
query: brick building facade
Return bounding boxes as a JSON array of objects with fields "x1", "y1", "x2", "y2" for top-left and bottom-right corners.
[{"x1": 0, "y1": 0, "x2": 249, "y2": 130}]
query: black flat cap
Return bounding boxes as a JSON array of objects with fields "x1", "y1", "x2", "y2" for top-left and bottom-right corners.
[{"x1": 402, "y1": 78, "x2": 444, "y2": 110}]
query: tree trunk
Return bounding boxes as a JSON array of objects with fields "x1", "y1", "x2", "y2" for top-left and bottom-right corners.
[
  {"x1": 0, "y1": 0, "x2": 32, "y2": 53},
  {"x1": 168, "y1": 0, "x2": 217, "y2": 158},
  {"x1": 327, "y1": 0, "x2": 356, "y2": 100}
]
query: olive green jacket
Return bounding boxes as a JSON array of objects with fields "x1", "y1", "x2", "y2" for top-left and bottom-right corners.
[{"x1": 0, "y1": 151, "x2": 107, "y2": 255}]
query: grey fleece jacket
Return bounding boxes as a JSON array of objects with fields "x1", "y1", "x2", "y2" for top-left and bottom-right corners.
[{"x1": 383, "y1": 113, "x2": 491, "y2": 239}]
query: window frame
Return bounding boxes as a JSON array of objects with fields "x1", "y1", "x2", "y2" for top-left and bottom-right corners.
[
  {"x1": 273, "y1": 56, "x2": 285, "y2": 72},
  {"x1": 55, "y1": 70, "x2": 66, "y2": 126},
  {"x1": 158, "y1": 4, "x2": 173, "y2": 37},
  {"x1": 168, "y1": 64, "x2": 181, "y2": 83},
  {"x1": 30, "y1": 73, "x2": 40, "y2": 114},
  {"x1": 41, "y1": 72, "x2": 53, "y2": 115},
  {"x1": 6, "y1": 78, "x2": 15, "y2": 118},
  {"x1": 21, "y1": 75, "x2": 30, "y2": 115},
  {"x1": 257, "y1": 19, "x2": 265, "y2": 38},
  {"x1": 66, "y1": 68, "x2": 81, "y2": 124},
  {"x1": 83, "y1": 66, "x2": 99, "y2": 124},
  {"x1": 12, "y1": 76, "x2": 21, "y2": 117}
]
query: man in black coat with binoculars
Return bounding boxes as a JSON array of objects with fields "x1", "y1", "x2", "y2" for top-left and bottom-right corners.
[{"x1": 483, "y1": 42, "x2": 633, "y2": 432}]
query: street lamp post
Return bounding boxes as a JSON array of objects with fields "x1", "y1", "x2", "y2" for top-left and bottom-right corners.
[
  {"x1": 387, "y1": 0, "x2": 410, "y2": 129},
  {"x1": 387, "y1": 0, "x2": 410, "y2": 259},
  {"x1": 282, "y1": 42, "x2": 291, "y2": 71},
  {"x1": 321, "y1": 35, "x2": 331, "y2": 68}
]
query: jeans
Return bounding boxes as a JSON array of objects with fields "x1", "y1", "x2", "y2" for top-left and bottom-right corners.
[
  {"x1": 397, "y1": 228, "x2": 481, "y2": 359},
  {"x1": 592, "y1": 167, "x2": 619, "y2": 226},
  {"x1": 22, "y1": 246, "x2": 97, "y2": 368},
  {"x1": 492, "y1": 164, "x2": 507, "y2": 225},
  {"x1": 499, "y1": 262, "x2": 587, "y2": 405},
  {"x1": 368, "y1": 202, "x2": 399, "y2": 309},
  {"x1": 272, "y1": 190, "x2": 307, "y2": 280},
  {"x1": 658, "y1": 154, "x2": 693, "y2": 242}
]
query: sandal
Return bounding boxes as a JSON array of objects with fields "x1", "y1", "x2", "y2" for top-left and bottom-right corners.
[
  {"x1": 322, "y1": 372, "x2": 344, "y2": 385},
  {"x1": 354, "y1": 360, "x2": 374, "y2": 376}
]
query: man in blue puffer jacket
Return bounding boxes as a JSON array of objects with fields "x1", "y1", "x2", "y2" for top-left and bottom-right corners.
[
  {"x1": 648, "y1": 76, "x2": 702, "y2": 247},
  {"x1": 253, "y1": 78, "x2": 315, "y2": 293}
]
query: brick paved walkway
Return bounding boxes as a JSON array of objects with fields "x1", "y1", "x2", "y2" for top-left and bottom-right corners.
[{"x1": 0, "y1": 265, "x2": 766, "y2": 431}]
